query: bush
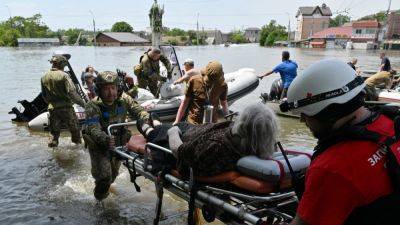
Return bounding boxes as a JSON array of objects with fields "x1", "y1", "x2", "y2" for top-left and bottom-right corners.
[{"x1": 111, "y1": 21, "x2": 133, "y2": 32}]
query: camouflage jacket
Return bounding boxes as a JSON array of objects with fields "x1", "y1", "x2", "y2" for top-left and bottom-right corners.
[
  {"x1": 140, "y1": 53, "x2": 172, "y2": 78},
  {"x1": 41, "y1": 68, "x2": 85, "y2": 109},
  {"x1": 84, "y1": 93, "x2": 149, "y2": 148}
]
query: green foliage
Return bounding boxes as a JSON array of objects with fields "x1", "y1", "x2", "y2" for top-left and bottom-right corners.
[
  {"x1": 111, "y1": 21, "x2": 133, "y2": 32},
  {"x1": 259, "y1": 20, "x2": 287, "y2": 46},
  {"x1": 0, "y1": 14, "x2": 52, "y2": 46},
  {"x1": 180, "y1": 36, "x2": 188, "y2": 42},
  {"x1": 166, "y1": 39, "x2": 177, "y2": 45},
  {"x1": 164, "y1": 28, "x2": 187, "y2": 36},
  {"x1": 329, "y1": 14, "x2": 351, "y2": 27},
  {"x1": 65, "y1": 28, "x2": 86, "y2": 45},
  {"x1": 359, "y1": 11, "x2": 387, "y2": 22},
  {"x1": 187, "y1": 30, "x2": 197, "y2": 40},
  {"x1": 230, "y1": 30, "x2": 247, "y2": 44}
]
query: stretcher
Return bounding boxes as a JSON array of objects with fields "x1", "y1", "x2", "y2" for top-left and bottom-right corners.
[{"x1": 107, "y1": 122, "x2": 313, "y2": 225}]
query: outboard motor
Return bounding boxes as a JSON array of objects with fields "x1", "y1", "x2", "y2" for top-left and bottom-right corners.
[{"x1": 260, "y1": 78, "x2": 283, "y2": 103}]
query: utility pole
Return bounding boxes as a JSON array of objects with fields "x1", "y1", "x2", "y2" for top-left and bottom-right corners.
[
  {"x1": 89, "y1": 10, "x2": 96, "y2": 46},
  {"x1": 286, "y1": 12, "x2": 291, "y2": 46},
  {"x1": 196, "y1": 13, "x2": 199, "y2": 45},
  {"x1": 5, "y1": 5, "x2": 11, "y2": 20}
]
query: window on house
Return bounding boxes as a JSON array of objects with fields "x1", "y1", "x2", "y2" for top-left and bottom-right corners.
[
  {"x1": 355, "y1": 29, "x2": 362, "y2": 34},
  {"x1": 366, "y1": 28, "x2": 376, "y2": 34}
]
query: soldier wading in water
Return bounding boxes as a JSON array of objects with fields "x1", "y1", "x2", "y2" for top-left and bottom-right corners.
[
  {"x1": 41, "y1": 55, "x2": 85, "y2": 147},
  {"x1": 83, "y1": 71, "x2": 158, "y2": 200}
]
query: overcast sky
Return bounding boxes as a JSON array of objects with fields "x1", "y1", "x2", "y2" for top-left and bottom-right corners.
[{"x1": 0, "y1": 0, "x2": 399, "y2": 32}]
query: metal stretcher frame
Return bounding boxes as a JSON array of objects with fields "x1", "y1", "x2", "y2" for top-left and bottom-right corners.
[{"x1": 107, "y1": 123, "x2": 298, "y2": 225}]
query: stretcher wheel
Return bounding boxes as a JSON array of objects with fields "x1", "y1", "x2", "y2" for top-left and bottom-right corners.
[{"x1": 201, "y1": 205, "x2": 216, "y2": 223}]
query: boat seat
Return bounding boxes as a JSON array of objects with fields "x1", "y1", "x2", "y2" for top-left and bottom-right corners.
[
  {"x1": 126, "y1": 134, "x2": 312, "y2": 194},
  {"x1": 237, "y1": 150, "x2": 313, "y2": 182}
]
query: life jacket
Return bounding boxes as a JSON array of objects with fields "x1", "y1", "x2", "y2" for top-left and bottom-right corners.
[{"x1": 301, "y1": 106, "x2": 400, "y2": 225}]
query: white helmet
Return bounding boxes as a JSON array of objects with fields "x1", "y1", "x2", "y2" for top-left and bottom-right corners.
[{"x1": 283, "y1": 59, "x2": 365, "y2": 116}]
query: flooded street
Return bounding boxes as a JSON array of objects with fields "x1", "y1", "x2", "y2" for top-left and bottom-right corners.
[{"x1": 1, "y1": 44, "x2": 400, "y2": 224}]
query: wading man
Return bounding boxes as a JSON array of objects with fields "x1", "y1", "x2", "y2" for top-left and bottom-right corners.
[
  {"x1": 83, "y1": 71, "x2": 156, "y2": 201},
  {"x1": 41, "y1": 55, "x2": 85, "y2": 147}
]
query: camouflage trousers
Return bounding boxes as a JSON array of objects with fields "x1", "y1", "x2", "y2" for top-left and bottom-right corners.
[
  {"x1": 48, "y1": 106, "x2": 81, "y2": 143},
  {"x1": 83, "y1": 134, "x2": 130, "y2": 201},
  {"x1": 137, "y1": 74, "x2": 161, "y2": 98}
]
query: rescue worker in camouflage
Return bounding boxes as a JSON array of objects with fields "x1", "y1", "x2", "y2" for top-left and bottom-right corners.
[
  {"x1": 41, "y1": 55, "x2": 86, "y2": 147},
  {"x1": 83, "y1": 71, "x2": 153, "y2": 201},
  {"x1": 134, "y1": 47, "x2": 172, "y2": 98}
]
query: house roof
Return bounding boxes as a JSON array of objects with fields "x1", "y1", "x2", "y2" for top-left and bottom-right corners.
[
  {"x1": 352, "y1": 20, "x2": 380, "y2": 28},
  {"x1": 98, "y1": 32, "x2": 150, "y2": 43},
  {"x1": 245, "y1": 27, "x2": 260, "y2": 31},
  {"x1": 312, "y1": 27, "x2": 353, "y2": 39},
  {"x1": 296, "y1": 4, "x2": 332, "y2": 17},
  {"x1": 17, "y1": 38, "x2": 59, "y2": 43}
]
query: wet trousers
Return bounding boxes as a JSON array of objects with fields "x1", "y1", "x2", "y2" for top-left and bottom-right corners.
[
  {"x1": 85, "y1": 140, "x2": 121, "y2": 200},
  {"x1": 48, "y1": 106, "x2": 81, "y2": 143},
  {"x1": 364, "y1": 85, "x2": 379, "y2": 101},
  {"x1": 137, "y1": 74, "x2": 160, "y2": 98}
]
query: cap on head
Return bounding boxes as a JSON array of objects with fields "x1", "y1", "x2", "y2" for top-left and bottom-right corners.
[
  {"x1": 96, "y1": 71, "x2": 118, "y2": 86},
  {"x1": 183, "y1": 58, "x2": 194, "y2": 67},
  {"x1": 286, "y1": 59, "x2": 365, "y2": 117},
  {"x1": 201, "y1": 61, "x2": 224, "y2": 85},
  {"x1": 49, "y1": 55, "x2": 68, "y2": 68},
  {"x1": 149, "y1": 47, "x2": 161, "y2": 55}
]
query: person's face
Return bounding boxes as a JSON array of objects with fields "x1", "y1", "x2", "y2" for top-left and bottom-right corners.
[
  {"x1": 88, "y1": 67, "x2": 94, "y2": 73},
  {"x1": 380, "y1": 53, "x2": 385, "y2": 59},
  {"x1": 150, "y1": 52, "x2": 161, "y2": 61},
  {"x1": 100, "y1": 84, "x2": 118, "y2": 104},
  {"x1": 301, "y1": 114, "x2": 332, "y2": 140},
  {"x1": 86, "y1": 77, "x2": 94, "y2": 85},
  {"x1": 352, "y1": 59, "x2": 357, "y2": 65}
]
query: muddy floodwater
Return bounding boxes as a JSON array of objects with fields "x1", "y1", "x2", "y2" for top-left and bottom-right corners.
[{"x1": 0, "y1": 44, "x2": 399, "y2": 224}]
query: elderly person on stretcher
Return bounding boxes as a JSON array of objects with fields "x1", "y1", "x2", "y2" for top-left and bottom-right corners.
[{"x1": 137, "y1": 103, "x2": 279, "y2": 178}]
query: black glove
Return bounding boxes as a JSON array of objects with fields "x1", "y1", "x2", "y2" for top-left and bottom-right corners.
[{"x1": 167, "y1": 71, "x2": 172, "y2": 80}]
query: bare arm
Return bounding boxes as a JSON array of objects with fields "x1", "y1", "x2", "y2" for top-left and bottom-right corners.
[
  {"x1": 174, "y1": 96, "x2": 191, "y2": 125},
  {"x1": 259, "y1": 70, "x2": 274, "y2": 79},
  {"x1": 174, "y1": 74, "x2": 190, "y2": 84},
  {"x1": 220, "y1": 99, "x2": 229, "y2": 115}
]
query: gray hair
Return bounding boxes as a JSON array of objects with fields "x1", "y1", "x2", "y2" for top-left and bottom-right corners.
[{"x1": 231, "y1": 103, "x2": 279, "y2": 158}]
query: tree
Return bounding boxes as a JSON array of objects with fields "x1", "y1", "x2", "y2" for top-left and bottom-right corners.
[
  {"x1": 230, "y1": 30, "x2": 247, "y2": 44},
  {"x1": 65, "y1": 28, "x2": 86, "y2": 45},
  {"x1": 359, "y1": 11, "x2": 387, "y2": 22},
  {"x1": 164, "y1": 28, "x2": 186, "y2": 36},
  {"x1": 329, "y1": 14, "x2": 350, "y2": 27},
  {"x1": 111, "y1": 21, "x2": 133, "y2": 32},
  {"x1": 259, "y1": 20, "x2": 287, "y2": 46},
  {"x1": 0, "y1": 14, "x2": 51, "y2": 46}
]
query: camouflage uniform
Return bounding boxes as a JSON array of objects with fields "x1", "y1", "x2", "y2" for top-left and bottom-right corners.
[
  {"x1": 41, "y1": 56, "x2": 86, "y2": 147},
  {"x1": 136, "y1": 52, "x2": 172, "y2": 98},
  {"x1": 83, "y1": 72, "x2": 149, "y2": 200}
]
